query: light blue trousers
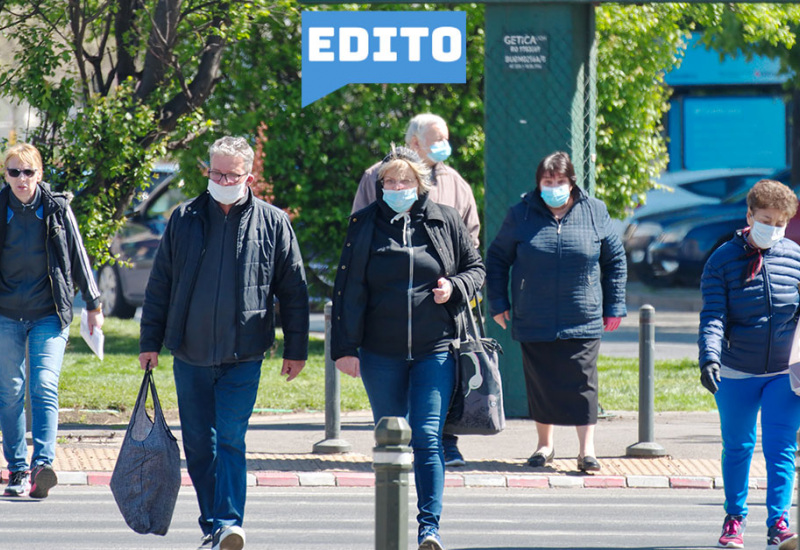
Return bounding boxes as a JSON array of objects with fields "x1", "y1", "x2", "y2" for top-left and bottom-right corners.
[{"x1": 0, "y1": 314, "x2": 69, "y2": 471}]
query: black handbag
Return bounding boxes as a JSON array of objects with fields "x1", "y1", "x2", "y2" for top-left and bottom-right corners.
[
  {"x1": 110, "y1": 369, "x2": 181, "y2": 536},
  {"x1": 445, "y1": 299, "x2": 505, "y2": 435}
]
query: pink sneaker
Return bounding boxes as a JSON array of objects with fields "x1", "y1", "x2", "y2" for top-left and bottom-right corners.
[
  {"x1": 767, "y1": 512, "x2": 798, "y2": 550},
  {"x1": 718, "y1": 514, "x2": 745, "y2": 548}
]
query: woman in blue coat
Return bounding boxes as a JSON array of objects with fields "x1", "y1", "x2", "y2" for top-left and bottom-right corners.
[
  {"x1": 698, "y1": 179, "x2": 800, "y2": 550},
  {"x1": 486, "y1": 151, "x2": 626, "y2": 472}
]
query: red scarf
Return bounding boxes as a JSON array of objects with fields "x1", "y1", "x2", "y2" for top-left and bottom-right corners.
[{"x1": 741, "y1": 227, "x2": 763, "y2": 283}]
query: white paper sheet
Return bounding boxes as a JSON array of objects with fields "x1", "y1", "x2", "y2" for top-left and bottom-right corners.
[{"x1": 80, "y1": 308, "x2": 104, "y2": 361}]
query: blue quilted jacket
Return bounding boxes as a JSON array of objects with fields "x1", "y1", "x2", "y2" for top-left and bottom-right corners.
[
  {"x1": 486, "y1": 187, "x2": 627, "y2": 342},
  {"x1": 698, "y1": 230, "x2": 800, "y2": 374}
]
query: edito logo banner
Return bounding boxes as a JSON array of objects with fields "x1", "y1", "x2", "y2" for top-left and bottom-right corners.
[{"x1": 302, "y1": 11, "x2": 466, "y2": 107}]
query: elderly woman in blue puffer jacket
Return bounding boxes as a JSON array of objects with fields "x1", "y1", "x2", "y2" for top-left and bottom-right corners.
[
  {"x1": 699, "y1": 179, "x2": 800, "y2": 550},
  {"x1": 486, "y1": 151, "x2": 626, "y2": 473}
]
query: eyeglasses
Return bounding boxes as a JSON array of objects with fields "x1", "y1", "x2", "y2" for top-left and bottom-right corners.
[
  {"x1": 6, "y1": 168, "x2": 36, "y2": 178},
  {"x1": 383, "y1": 178, "x2": 415, "y2": 188},
  {"x1": 209, "y1": 170, "x2": 248, "y2": 184}
]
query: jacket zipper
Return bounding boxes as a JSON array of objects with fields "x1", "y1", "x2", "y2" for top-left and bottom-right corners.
[
  {"x1": 555, "y1": 217, "x2": 563, "y2": 334},
  {"x1": 213, "y1": 215, "x2": 229, "y2": 365},
  {"x1": 234, "y1": 210, "x2": 246, "y2": 364},
  {"x1": 405, "y1": 215, "x2": 414, "y2": 361},
  {"x1": 763, "y1": 260, "x2": 773, "y2": 373}
]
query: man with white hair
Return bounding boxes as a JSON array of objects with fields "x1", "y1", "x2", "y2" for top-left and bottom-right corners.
[
  {"x1": 352, "y1": 113, "x2": 480, "y2": 248},
  {"x1": 139, "y1": 136, "x2": 309, "y2": 550},
  {"x1": 351, "y1": 114, "x2": 481, "y2": 467}
]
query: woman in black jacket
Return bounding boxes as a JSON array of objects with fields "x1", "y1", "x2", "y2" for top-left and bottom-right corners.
[
  {"x1": 0, "y1": 143, "x2": 103, "y2": 499},
  {"x1": 332, "y1": 146, "x2": 484, "y2": 550}
]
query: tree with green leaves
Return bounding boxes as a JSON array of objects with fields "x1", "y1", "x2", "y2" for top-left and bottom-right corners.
[
  {"x1": 0, "y1": 0, "x2": 271, "y2": 260},
  {"x1": 173, "y1": 3, "x2": 487, "y2": 296}
]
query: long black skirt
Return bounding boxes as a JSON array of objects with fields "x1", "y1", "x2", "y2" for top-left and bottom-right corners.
[{"x1": 520, "y1": 339, "x2": 600, "y2": 426}]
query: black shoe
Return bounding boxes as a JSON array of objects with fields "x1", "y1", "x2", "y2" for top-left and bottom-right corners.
[
  {"x1": 527, "y1": 448, "x2": 555, "y2": 467},
  {"x1": 444, "y1": 446, "x2": 465, "y2": 467},
  {"x1": 577, "y1": 455, "x2": 601, "y2": 472},
  {"x1": 443, "y1": 435, "x2": 465, "y2": 467},
  {"x1": 30, "y1": 464, "x2": 58, "y2": 499}
]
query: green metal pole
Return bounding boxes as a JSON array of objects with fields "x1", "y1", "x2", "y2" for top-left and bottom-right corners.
[{"x1": 484, "y1": 2, "x2": 597, "y2": 417}]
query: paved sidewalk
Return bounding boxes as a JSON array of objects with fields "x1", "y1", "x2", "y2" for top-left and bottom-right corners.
[{"x1": 1, "y1": 409, "x2": 768, "y2": 491}]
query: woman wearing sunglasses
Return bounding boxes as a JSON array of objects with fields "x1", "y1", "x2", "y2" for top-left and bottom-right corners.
[{"x1": 0, "y1": 143, "x2": 103, "y2": 499}]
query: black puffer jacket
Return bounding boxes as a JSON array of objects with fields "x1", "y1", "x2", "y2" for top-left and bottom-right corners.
[
  {"x1": 331, "y1": 195, "x2": 485, "y2": 361},
  {"x1": 139, "y1": 190, "x2": 309, "y2": 361},
  {"x1": 0, "y1": 183, "x2": 101, "y2": 328}
]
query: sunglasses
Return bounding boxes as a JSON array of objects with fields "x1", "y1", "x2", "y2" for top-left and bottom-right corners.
[{"x1": 6, "y1": 168, "x2": 36, "y2": 178}]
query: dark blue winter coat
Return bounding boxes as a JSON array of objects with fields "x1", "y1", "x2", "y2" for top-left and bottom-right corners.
[
  {"x1": 698, "y1": 231, "x2": 800, "y2": 374},
  {"x1": 486, "y1": 187, "x2": 627, "y2": 342}
]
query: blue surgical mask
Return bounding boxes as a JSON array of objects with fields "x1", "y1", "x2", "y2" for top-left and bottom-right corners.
[
  {"x1": 383, "y1": 187, "x2": 418, "y2": 213},
  {"x1": 750, "y1": 220, "x2": 785, "y2": 249},
  {"x1": 427, "y1": 140, "x2": 451, "y2": 163},
  {"x1": 540, "y1": 184, "x2": 571, "y2": 208}
]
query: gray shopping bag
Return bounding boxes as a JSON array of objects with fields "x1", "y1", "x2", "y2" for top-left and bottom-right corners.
[{"x1": 110, "y1": 369, "x2": 181, "y2": 535}]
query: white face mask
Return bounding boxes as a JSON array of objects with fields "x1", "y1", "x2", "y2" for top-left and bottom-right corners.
[
  {"x1": 750, "y1": 220, "x2": 785, "y2": 249},
  {"x1": 207, "y1": 178, "x2": 246, "y2": 205}
]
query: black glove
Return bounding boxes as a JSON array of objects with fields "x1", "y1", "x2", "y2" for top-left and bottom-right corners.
[{"x1": 700, "y1": 362, "x2": 721, "y2": 394}]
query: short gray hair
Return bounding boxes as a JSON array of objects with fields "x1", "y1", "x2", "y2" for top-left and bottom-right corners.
[
  {"x1": 404, "y1": 113, "x2": 448, "y2": 145},
  {"x1": 209, "y1": 136, "x2": 255, "y2": 173}
]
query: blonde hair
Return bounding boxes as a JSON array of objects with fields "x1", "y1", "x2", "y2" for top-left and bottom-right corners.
[
  {"x1": 747, "y1": 179, "x2": 798, "y2": 223},
  {"x1": 3, "y1": 143, "x2": 43, "y2": 172},
  {"x1": 377, "y1": 145, "x2": 432, "y2": 195}
]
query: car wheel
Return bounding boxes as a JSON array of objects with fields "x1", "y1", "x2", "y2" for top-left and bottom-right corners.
[{"x1": 98, "y1": 265, "x2": 137, "y2": 319}]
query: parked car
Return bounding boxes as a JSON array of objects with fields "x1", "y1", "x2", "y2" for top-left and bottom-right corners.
[
  {"x1": 622, "y1": 167, "x2": 774, "y2": 256},
  {"x1": 98, "y1": 170, "x2": 188, "y2": 317},
  {"x1": 632, "y1": 168, "x2": 774, "y2": 218},
  {"x1": 626, "y1": 168, "x2": 791, "y2": 286}
]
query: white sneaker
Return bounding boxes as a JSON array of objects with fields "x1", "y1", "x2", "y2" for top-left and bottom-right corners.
[
  {"x1": 4, "y1": 470, "x2": 30, "y2": 497},
  {"x1": 212, "y1": 525, "x2": 245, "y2": 550}
]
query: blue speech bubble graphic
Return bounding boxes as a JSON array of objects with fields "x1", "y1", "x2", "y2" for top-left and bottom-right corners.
[{"x1": 302, "y1": 11, "x2": 467, "y2": 107}]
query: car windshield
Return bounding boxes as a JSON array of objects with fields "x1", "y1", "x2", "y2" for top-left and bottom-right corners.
[
  {"x1": 721, "y1": 169, "x2": 792, "y2": 205},
  {"x1": 146, "y1": 186, "x2": 186, "y2": 222}
]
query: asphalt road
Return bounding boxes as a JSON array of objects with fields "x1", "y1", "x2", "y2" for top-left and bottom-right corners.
[
  {"x1": 599, "y1": 309, "x2": 700, "y2": 360},
  {"x1": 2, "y1": 486, "x2": 766, "y2": 549}
]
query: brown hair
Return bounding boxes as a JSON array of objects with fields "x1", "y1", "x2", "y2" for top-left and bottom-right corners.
[
  {"x1": 746, "y1": 179, "x2": 798, "y2": 223},
  {"x1": 535, "y1": 151, "x2": 577, "y2": 187},
  {"x1": 3, "y1": 143, "x2": 43, "y2": 172}
]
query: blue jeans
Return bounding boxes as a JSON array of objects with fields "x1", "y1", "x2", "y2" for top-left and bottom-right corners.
[
  {"x1": 715, "y1": 373, "x2": 800, "y2": 526},
  {"x1": 173, "y1": 357, "x2": 261, "y2": 536},
  {"x1": 0, "y1": 314, "x2": 69, "y2": 471},
  {"x1": 359, "y1": 349, "x2": 455, "y2": 534}
]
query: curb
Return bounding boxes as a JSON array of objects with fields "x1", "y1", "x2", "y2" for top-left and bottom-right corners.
[{"x1": 43, "y1": 470, "x2": 770, "y2": 490}]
